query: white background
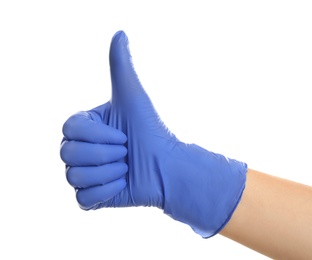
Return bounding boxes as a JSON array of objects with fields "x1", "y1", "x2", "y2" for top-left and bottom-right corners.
[{"x1": 1, "y1": 1, "x2": 311, "y2": 259}]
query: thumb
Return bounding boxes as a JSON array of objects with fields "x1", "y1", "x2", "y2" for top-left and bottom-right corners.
[{"x1": 109, "y1": 30, "x2": 143, "y2": 102}]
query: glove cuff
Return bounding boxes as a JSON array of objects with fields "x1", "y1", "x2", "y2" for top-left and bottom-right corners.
[{"x1": 162, "y1": 142, "x2": 247, "y2": 238}]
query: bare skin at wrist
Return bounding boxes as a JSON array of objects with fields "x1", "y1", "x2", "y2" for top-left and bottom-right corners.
[{"x1": 220, "y1": 169, "x2": 312, "y2": 260}]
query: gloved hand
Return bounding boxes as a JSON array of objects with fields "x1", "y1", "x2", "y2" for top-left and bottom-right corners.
[{"x1": 60, "y1": 31, "x2": 247, "y2": 238}]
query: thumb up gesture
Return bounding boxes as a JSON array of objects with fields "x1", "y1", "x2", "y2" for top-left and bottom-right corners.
[{"x1": 60, "y1": 31, "x2": 247, "y2": 238}]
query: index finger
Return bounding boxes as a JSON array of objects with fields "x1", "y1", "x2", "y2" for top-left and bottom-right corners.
[{"x1": 62, "y1": 111, "x2": 127, "y2": 144}]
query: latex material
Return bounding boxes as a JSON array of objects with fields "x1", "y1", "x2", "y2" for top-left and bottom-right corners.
[{"x1": 60, "y1": 31, "x2": 247, "y2": 238}]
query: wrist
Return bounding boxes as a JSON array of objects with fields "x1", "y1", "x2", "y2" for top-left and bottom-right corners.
[{"x1": 161, "y1": 141, "x2": 247, "y2": 238}]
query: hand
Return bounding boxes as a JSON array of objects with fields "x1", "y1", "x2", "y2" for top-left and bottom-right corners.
[{"x1": 60, "y1": 31, "x2": 247, "y2": 238}]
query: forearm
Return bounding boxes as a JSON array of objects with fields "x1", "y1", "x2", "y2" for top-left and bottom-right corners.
[{"x1": 220, "y1": 169, "x2": 312, "y2": 260}]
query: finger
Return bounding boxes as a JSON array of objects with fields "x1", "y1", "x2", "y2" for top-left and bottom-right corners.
[
  {"x1": 109, "y1": 30, "x2": 143, "y2": 100},
  {"x1": 63, "y1": 110, "x2": 127, "y2": 144},
  {"x1": 60, "y1": 140, "x2": 127, "y2": 166},
  {"x1": 76, "y1": 178, "x2": 126, "y2": 210},
  {"x1": 66, "y1": 162, "x2": 128, "y2": 188}
]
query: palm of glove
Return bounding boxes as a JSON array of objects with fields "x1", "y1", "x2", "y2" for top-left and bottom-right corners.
[{"x1": 61, "y1": 31, "x2": 176, "y2": 210}]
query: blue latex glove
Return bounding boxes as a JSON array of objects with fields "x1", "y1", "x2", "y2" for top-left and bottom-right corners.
[{"x1": 60, "y1": 31, "x2": 247, "y2": 238}]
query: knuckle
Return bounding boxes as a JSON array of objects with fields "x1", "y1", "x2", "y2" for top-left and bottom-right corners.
[
  {"x1": 62, "y1": 112, "x2": 90, "y2": 139},
  {"x1": 60, "y1": 141, "x2": 72, "y2": 164},
  {"x1": 66, "y1": 167, "x2": 79, "y2": 187},
  {"x1": 76, "y1": 190, "x2": 92, "y2": 210}
]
